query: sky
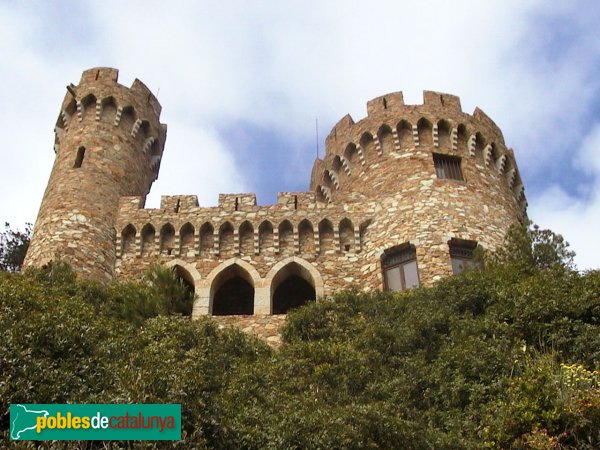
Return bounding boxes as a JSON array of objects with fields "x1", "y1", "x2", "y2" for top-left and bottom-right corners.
[{"x1": 1, "y1": 0, "x2": 599, "y2": 269}]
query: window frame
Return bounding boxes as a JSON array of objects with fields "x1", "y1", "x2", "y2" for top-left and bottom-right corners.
[
  {"x1": 433, "y1": 153, "x2": 464, "y2": 181},
  {"x1": 381, "y1": 244, "x2": 420, "y2": 291},
  {"x1": 448, "y1": 238, "x2": 480, "y2": 275}
]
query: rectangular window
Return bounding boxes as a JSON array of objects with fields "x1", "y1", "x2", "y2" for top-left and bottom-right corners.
[
  {"x1": 433, "y1": 153, "x2": 463, "y2": 181},
  {"x1": 74, "y1": 147, "x2": 85, "y2": 168},
  {"x1": 449, "y1": 239, "x2": 480, "y2": 274},
  {"x1": 382, "y1": 245, "x2": 420, "y2": 291}
]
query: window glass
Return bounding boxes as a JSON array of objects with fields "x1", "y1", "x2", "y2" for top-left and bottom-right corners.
[
  {"x1": 403, "y1": 260, "x2": 420, "y2": 288},
  {"x1": 385, "y1": 266, "x2": 403, "y2": 292}
]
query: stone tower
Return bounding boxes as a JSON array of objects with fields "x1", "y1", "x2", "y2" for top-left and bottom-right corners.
[{"x1": 24, "y1": 68, "x2": 167, "y2": 281}]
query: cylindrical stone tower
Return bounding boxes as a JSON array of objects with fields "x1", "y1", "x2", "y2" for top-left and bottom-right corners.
[
  {"x1": 310, "y1": 90, "x2": 527, "y2": 286},
  {"x1": 24, "y1": 67, "x2": 167, "y2": 281}
]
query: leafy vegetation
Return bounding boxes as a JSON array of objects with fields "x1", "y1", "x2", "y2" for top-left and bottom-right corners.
[
  {"x1": 0, "y1": 224, "x2": 598, "y2": 449},
  {"x1": 0, "y1": 222, "x2": 31, "y2": 272}
]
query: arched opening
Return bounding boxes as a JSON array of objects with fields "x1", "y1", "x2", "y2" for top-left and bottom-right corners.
[
  {"x1": 121, "y1": 224, "x2": 136, "y2": 255},
  {"x1": 180, "y1": 223, "x2": 195, "y2": 257},
  {"x1": 437, "y1": 120, "x2": 452, "y2": 150},
  {"x1": 259, "y1": 221, "x2": 274, "y2": 254},
  {"x1": 159, "y1": 223, "x2": 175, "y2": 255},
  {"x1": 239, "y1": 221, "x2": 254, "y2": 255},
  {"x1": 271, "y1": 262, "x2": 316, "y2": 314},
  {"x1": 417, "y1": 118, "x2": 433, "y2": 147},
  {"x1": 199, "y1": 222, "x2": 214, "y2": 257},
  {"x1": 360, "y1": 132, "x2": 376, "y2": 161},
  {"x1": 298, "y1": 219, "x2": 315, "y2": 254},
  {"x1": 397, "y1": 120, "x2": 413, "y2": 149},
  {"x1": 81, "y1": 94, "x2": 97, "y2": 121},
  {"x1": 457, "y1": 124, "x2": 468, "y2": 153},
  {"x1": 141, "y1": 224, "x2": 155, "y2": 256},
  {"x1": 211, "y1": 264, "x2": 254, "y2": 315},
  {"x1": 219, "y1": 222, "x2": 234, "y2": 257},
  {"x1": 475, "y1": 132, "x2": 486, "y2": 156},
  {"x1": 323, "y1": 170, "x2": 335, "y2": 190},
  {"x1": 339, "y1": 218, "x2": 354, "y2": 253},
  {"x1": 318, "y1": 219, "x2": 334, "y2": 255},
  {"x1": 332, "y1": 155, "x2": 346, "y2": 183},
  {"x1": 120, "y1": 106, "x2": 136, "y2": 131},
  {"x1": 138, "y1": 120, "x2": 150, "y2": 140},
  {"x1": 378, "y1": 125, "x2": 394, "y2": 154},
  {"x1": 343, "y1": 143, "x2": 358, "y2": 171},
  {"x1": 278, "y1": 220, "x2": 294, "y2": 256},
  {"x1": 100, "y1": 97, "x2": 117, "y2": 124},
  {"x1": 170, "y1": 264, "x2": 195, "y2": 316}
]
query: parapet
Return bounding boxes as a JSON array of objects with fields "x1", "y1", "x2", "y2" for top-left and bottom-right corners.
[
  {"x1": 160, "y1": 195, "x2": 199, "y2": 212},
  {"x1": 219, "y1": 194, "x2": 257, "y2": 211},
  {"x1": 277, "y1": 192, "x2": 317, "y2": 209}
]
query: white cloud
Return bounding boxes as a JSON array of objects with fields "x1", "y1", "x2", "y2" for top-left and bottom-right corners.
[{"x1": 1, "y1": 0, "x2": 599, "y2": 268}]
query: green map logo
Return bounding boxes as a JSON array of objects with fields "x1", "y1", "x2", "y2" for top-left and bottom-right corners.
[
  {"x1": 10, "y1": 404, "x2": 50, "y2": 439},
  {"x1": 9, "y1": 404, "x2": 181, "y2": 441}
]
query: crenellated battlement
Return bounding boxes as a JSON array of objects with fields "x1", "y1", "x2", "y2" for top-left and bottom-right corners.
[{"x1": 315, "y1": 90, "x2": 525, "y2": 216}]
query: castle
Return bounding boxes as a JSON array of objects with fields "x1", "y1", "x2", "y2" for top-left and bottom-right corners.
[{"x1": 24, "y1": 67, "x2": 527, "y2": 321}]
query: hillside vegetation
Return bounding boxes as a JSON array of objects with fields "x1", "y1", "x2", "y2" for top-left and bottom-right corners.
[{"x1": 0, "y1": 224, "x2": 599, "y2": 449}]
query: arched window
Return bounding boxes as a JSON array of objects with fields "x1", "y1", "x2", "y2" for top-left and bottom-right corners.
[
  {"x1": 271, "y1": 262, "x2": 316, "y2": 314},
  {"x1": 259, "y1": 221, "x2": 274, "y2": 254},
  {"x1": 278, "y1": 220, "x2": 294, "y2": 256},
  {"x1": 437, "y1": 120, "x2": 452, "y2": 150},
  {"x1": 219, "y1": 222, "x2": 234, "y2": 257},
  {"x1": 121, "y1": 224, "x2": 136, "y2": 255},
  {"x1": 381, "y1": 244, "x2": 420, "y2": 291},
  {"x1": 339, "y1": 218, "x2": 354, "y2": 253},
  {"x1": 159, "y1": 224, "x2": 175, "y2": 255},
  {"x1": 378, "y1": 125, "x2": 394, "y2": 154},
  {"x1": 397, "y1": 120, "x2": 413, "y2": 149},
  {"x1": 199, "y1": 222, "x2": 214, "y2": 257},
  {"x1": 417, "y1": 118, "x2": 433, "y2": 147},
  {"x1": 180, "y1": 223, "x2": 195, "y2": 256},
  {"x1": 211, "y1": 264, "x2": 254, "y2": 315},
  {"x1": 298, "y1": 219, "x2": 315, "y2": 254},
  {"x1": 239, "y1": 221, "x2": 254, "y2": 255},
  {"x1": 141, "y1": 224, "x2": 155, "y2": 256},
  {"x1": 318, "y1": 219, "x2": 334, "y2": 254}
]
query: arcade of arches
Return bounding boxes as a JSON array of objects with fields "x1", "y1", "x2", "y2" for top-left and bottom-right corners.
[{"x1": 169, "y1": 259, "x2": 321, "y2": 317}]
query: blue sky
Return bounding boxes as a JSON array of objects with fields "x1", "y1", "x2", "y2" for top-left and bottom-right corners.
[{"x1": 1, "y1": 0, "x2": 599, "y2": 269}]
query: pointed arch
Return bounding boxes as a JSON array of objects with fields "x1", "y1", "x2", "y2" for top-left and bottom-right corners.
[
  {"x1": 180, "y1": 222, "x2": 195, "y2": 256},
  {"x1": 343, "y1": 143, "x2": 358, "y2": 172},
  {"x1": 278, "y1": 220, "x2": 294, "y2": 256},
  {"x1": 165, "y1": 259, "x2": 202, "y2": 317},
  {"x1": 417, "y1": 117, "x2": 433, "y2": 147},
  {"x1": 397, "y1": 120, "x2": 413, "y2": 149},
  {"x1": 339, "y1": 218, "x2": 354, "y2": 253},
  {"x1": 360, "y1": 132, "x2": 376, "y2": 161},
  {"x1": 318, "y1": 218, "x2": 334, "y2": 254},
  {"x1": 298, "y1": 219, "x2": 315, "y2": 254},
  {"x1": 199, "y1": 222, "x2": 214, "y2": 257},
  {"x1": 121, "y1": 224, "x2": 136, "y2": 255},
  {"x1": 159, "y1": 223, "x2": 175, "y2": 255},
  {"x1": 218, "y1": 221, "x2": 234, "y2": 257},
  {"x1": 377, "y1": 124, "x2": 394, "y2": 154},
  {"x1": 120, "y1": 106, "x2": 136, "y2": 132},
  {"x1": 141, "y1": 223, "x2": 156, "y2": 256},
  {"x1": 475, "y1": 132, "x2": 486, "y2": 156},
  {"x1": 207, "y1": 259, "x2": 260, "y2": 315},
  {"x1": 81, "y1": 94, "x2": 97, "y2": 120},
  {"x1": 457, "y1": 124, "x2": 469, "y2": 153},
  {"x1": 437, "y1": 119, "x2": 452, "y2": 150},
  {"x1": 239, "y1": 220, "x2": 254, "y2": 255},
  {"x1": 100, "y1": 96, "x2": 118, "y2": 124},
  {"x1": 258, "y1": 221, "x2": 274, "y2": 254},
  {"x1": 266, "y1": 257, "x2": 324, "y2": 314}
]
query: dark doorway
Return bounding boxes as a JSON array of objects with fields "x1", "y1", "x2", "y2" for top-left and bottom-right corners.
[
  {"x1": 273, "y1": 275, "x2": 315, "y2": 314},
  {"x1": 213, "y1": 276, "x2": 254, "y2": 315}
]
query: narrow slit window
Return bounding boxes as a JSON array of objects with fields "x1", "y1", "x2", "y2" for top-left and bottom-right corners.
[
  {"x1": 433, "y1": 153, "x2": 463, "y2": 181},
  {"x1": 74, "y1": 147, "x2": 85, "y2": 168}
]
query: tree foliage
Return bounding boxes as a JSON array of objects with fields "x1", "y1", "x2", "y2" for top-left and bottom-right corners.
[
  {"x1": 0, "y1": 224, "x2": 598, "y2": 449},
  {"x1": 0, "y1": 222, "x2": 31, "y2": 272}
]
